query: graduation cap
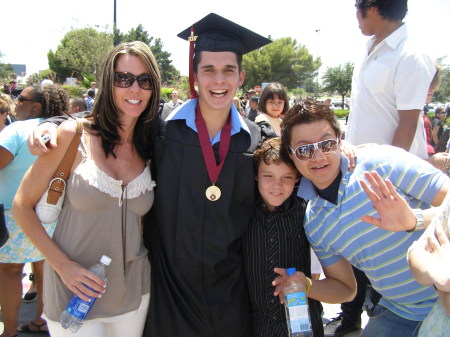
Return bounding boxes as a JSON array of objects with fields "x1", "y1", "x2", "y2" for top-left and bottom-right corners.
[{"x1": 178, "y1": 13, "x2": 271, "y2": 98}]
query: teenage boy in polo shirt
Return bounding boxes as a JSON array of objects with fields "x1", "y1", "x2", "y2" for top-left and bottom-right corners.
[{"x1": 276, "y1": 98, "x2": 450, "y2": 337}]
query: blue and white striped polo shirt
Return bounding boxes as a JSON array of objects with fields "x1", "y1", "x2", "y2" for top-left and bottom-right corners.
[{"x1": 298, "y1": 145, "x2": 448, "y2": 321}]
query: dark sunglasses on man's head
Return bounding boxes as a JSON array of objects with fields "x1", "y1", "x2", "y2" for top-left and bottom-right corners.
[
  {"x1": 17, "y1": 95, "x2": 35, "y2": 103},
  {"x1": 290, "y1": 138, "x2": 339, "y2": 161},
  {"x1": 114, "y1": 72, "x2": 152, "y2": 90}
]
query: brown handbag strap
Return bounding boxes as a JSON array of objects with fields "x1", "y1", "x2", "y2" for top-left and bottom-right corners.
[{"x1": 46, "y1": 119, "x2": 84, "y2": 205}]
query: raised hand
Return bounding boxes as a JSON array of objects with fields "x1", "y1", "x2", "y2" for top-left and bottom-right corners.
[
  {"x1": 360, "y1": 171, "x2": 416, "y2": 232},
  {"x1": 425, "y1": 221, "x2": 450, "y2": 291}
]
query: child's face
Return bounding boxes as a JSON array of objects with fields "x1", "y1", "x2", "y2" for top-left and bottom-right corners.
[
  {"x1": 265, "y1": 95, "x2": 284, "y2": 118},
  {"x1": 256, "y1": 161, "x2": 298, "y2": 211}
]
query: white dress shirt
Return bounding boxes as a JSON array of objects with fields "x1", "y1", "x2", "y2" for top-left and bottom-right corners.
[{"x1": 347, "y1": 24, "x2": 435, "y2": 159}]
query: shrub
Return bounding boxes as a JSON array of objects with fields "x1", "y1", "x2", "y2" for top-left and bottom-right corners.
[
  {"x1": 334, "y1": 109, "x2": 349, "y2": 119},
  {"x1": 62, "y1": 85, "x2": 85, "y2": 98}
]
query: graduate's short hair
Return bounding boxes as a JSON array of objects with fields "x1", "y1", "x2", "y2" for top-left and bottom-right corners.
[
  {"x1": 254, "y1": 137, "x2": 297, "y2": 174},
  {"x1": 355, "y1": 0, "x2": 408, "y2": 21},
  {"x1": 281, "y1": 98, "x2": 341, "y2": 156},
  {"x1": 258, "y1": 82, "x2": 289, "y2": 115}
]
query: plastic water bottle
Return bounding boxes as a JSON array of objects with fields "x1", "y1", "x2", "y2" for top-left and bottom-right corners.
[
  {"x1": 59, "y1": 255, "x2": 111, "y2": 332},
  {"x1": 284, "y1": 267, "x2": 313, "y2": 337}
]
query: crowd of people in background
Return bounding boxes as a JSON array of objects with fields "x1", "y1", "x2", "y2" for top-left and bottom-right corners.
[{"x1": 1, "y1": 1, "x2": 450, "y2": 337}]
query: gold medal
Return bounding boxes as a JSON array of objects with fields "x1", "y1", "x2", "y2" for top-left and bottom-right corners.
[{"x1": 205, "y1": 185, "x2": 221, "y2": 201}]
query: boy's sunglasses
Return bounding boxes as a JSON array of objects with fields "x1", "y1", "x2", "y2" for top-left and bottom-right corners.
[
  {"x1": 290, "y1": 138, "x2": 339, "y2": 161},
  {"x1": 114, "y1": 72, "x2": 152, "y2": 90}
]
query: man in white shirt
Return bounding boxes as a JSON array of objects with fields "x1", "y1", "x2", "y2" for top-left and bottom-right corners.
[{"x1": 346, "y1": 0, "x2": 435, "y2": 160}]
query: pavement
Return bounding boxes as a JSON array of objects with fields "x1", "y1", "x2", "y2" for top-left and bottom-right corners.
[
  {"x1": 0, "y1": 263, "x2": 49, "y2": 337},
  {"x1": 321, "y1": 288, "x2": 371, "y2": 337}
]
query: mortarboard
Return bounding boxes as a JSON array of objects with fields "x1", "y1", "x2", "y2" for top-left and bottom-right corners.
[{"x1": 178, "y1": 13, "x2": 271, "y2": 98}]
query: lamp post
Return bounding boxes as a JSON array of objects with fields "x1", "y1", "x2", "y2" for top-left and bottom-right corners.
[
  {"x1": 315, "y1": 29, "x2": 321, "y2": 99},
  {"x1": 114, "y1": 0, "x2": 117, "y2": 26}
]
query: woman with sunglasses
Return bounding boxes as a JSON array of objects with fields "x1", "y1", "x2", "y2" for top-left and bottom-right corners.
[
  {"x1": 13, "y1": 41, "x2": 160, "y2": 337},
  {"x1": 0, "y1": 83, "x2": 69, "y2": 337}
]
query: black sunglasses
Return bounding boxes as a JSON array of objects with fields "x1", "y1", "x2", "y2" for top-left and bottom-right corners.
[
  {"x1": 114, "y1": 72, "x2": 152, "y2": 90},
  {"x1": 17, "y1": 95, "x2": 35, "y2": 103}
]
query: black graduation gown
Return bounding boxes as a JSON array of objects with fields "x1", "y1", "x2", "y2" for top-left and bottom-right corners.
[{"x1": 143, "y1": 117, "x2": 270, "y2": 337}]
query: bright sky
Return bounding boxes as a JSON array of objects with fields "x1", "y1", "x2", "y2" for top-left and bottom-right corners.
[{"x1": 1, "y1": 0, "x2": 449, "y2": 80}]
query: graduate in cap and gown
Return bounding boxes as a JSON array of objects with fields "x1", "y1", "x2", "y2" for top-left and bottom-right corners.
[{"x1": 143, "y1": 13, "x2": 273, "y2": 337}]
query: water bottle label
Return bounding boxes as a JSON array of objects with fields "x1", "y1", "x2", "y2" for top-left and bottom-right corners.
[
  {"x1": 286, "y1": 292, "x2": 307, "y2": 306},
  {"x1": 286, "y1": 292, "x2": 310, "y2": 333},
  {"x1": 65, "y1": 295, "x2": 97, "y2": 320}
]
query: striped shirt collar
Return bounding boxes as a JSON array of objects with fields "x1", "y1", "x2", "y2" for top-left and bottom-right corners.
[{"x1": 298, "y1": 154, "x2": 349, "y2": 207}]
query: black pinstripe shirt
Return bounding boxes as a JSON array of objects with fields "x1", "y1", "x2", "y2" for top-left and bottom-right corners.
[{"x1": 242, "y1": 195, "x2": 324, "y2": 337}]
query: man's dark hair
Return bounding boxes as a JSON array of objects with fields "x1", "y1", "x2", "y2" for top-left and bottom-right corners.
[
  {"x1": 193, "y1": 51, "x2": 243, "y2": 73},
  {"x1": 87, "y1": 89, "x2": 96, "y2": 98},
  {"x1": 281, "y1": 98, "x2": 341, "y2": 155},
  {"x1": 355, "y1": 0, "x2": 408, "y2": 21},
  {"x1": 435, "y1": 107, "x2": 445, "y2": 115},
  {"x1": 70, "y1": 97, "x2": 87, "y2": 112},
  {"x1": 27, "y1": 84, "x2": 70, "y2": 118}
]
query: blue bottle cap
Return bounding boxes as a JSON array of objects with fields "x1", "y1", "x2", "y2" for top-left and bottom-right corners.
[{"x1": 286, "y1": 268, "x2": 296, "y2": 276}]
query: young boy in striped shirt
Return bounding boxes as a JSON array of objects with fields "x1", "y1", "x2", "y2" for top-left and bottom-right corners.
[{"x1": 242, "y1": 137, "x2": 324, "y2": 337}]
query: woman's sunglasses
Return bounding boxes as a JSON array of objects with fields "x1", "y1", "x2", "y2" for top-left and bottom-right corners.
[
  {"x1": 114, "y1": 72, "x2": 152, "y2": 90},
  {"x1": 290, "y1": 138, "x2": 339, "y2": 161}
]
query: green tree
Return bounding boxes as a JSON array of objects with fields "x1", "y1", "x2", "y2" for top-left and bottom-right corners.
[
  {"x1": 116, "y1": 24, "x2": 180, "y2": 85},
  {"x1": 434, "y1": 66, "x2": 450, "y2": 102},
  {"x1": 25, "y1": 73, "x2": 41, "y2": 86},
  {"x1": 48, "y1": 28, "x2": 114, "y2": 81},
  {"x1": 122, "y1": 24, "x2": 152, "y2": 45},
  {"x1": 113, "y1": 25, "x2": 123, "y2": 47},
  {"x1": 0, "y1": 52, "x2": 14, "y2": 81},
  {"x1": 242, "y1": 37, "x2": 321, "y2": 90},
  {"x1": 150, "y1": 38, "x2": 180, "y2": 85},
  {"x1": 25, "y1": 69, "x2": 57, "y2": 87},
  {"x1": 321, "y1": 62, "x2": 354, "y2": 108},
  {"x1": 303, "y1": 78, "x2": 321, "y2": 98}
]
